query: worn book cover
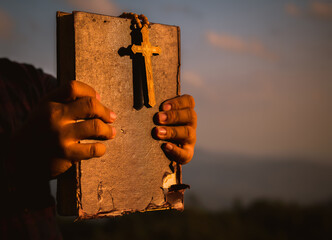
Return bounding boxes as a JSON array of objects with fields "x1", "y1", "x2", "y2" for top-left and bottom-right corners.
[{"x1": 56, "y1": 11, "x2": 187, "y2": 219}]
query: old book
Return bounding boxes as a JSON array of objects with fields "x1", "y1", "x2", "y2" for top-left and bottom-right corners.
[{"x1": 56, "y1": 11, "x2": 187, "y2": 219}]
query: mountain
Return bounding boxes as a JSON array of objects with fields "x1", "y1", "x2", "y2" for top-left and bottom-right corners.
[{"x1": 182, "y1": 148, "x2": 332, "y2": 210}]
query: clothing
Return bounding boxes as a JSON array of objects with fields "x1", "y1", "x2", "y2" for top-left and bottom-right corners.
[{"x1": 0, "y1": 58, "x2": 62, "y2": 239}]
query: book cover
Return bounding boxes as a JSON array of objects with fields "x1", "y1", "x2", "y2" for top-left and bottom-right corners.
[{"x1": 56, "y1": 11, "x2": 187, "y2": 219}]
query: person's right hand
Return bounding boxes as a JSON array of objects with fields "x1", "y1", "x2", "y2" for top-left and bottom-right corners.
[{"x1": 10, "y1": 81, "x2": 116, "y2": 179}]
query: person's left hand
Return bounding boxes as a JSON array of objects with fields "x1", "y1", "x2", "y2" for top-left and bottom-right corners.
[{"x1": 154, "y1": 95, "x2": 197, "y2": 164}]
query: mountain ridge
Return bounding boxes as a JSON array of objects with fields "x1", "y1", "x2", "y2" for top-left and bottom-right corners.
[{"x1": 183, "y1": 148, "x2": 332, "y2": 209}]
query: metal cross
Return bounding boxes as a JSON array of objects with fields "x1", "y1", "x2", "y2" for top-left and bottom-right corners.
[{"x1": 131, "y1": 25, "x2": 161, "y2": 107}]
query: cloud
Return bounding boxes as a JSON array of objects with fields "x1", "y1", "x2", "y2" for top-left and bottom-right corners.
[
  {"x1": 0, "y1": 9, "x2": 14, "y2": 39},
  {"x1": 182, "y1": 71, "x2": 204, "y2": 88},
  {"x1": 285, "y1": 1, "x2": 332, "y2": 20},
  {"x1": 182, "y1": 70, "x2": 218, "y2": 101},
  {"x1": 205, "y1": 31, "x2": 277, "y2": 61},
  {"x1": 309, "y1": 1, "x2": 332, "y2": 20},
  {"x1": 285, "y1": 3, "x2": 302, "y2": 17},
  {"x1": 64, "y1": 0, "x2": 120, "y2": 15}
]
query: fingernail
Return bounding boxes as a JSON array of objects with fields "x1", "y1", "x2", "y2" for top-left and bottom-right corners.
[
  {"x1": 111, "y1": 126, "x2": 116, "y2": 138},
  {"x1": 158, "y1": 127, "x2": 167, "y2": 135},
  {"x1": 165, "y1": 143, "x2": 173, "y2": 151},
  {"x1": 110, "y1": 112, "x2": 117, "y2": 120},
  {"x1": 159, "y1": 113, "x2": 167, "y2": 122},
  {"x1": 96, "y1": 92, "x2": 101, "y2": 101},
  {"x1": 163, "y1": 103, "x2": 171, "y2": 111}
]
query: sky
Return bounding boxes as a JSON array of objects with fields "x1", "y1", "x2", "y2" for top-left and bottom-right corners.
[
  {"x1": 0, "y1": 0, "x2": 331, "y2": 207},
  {"x1": 0, "y1": 0, "x2": 330, "y2": 163}
]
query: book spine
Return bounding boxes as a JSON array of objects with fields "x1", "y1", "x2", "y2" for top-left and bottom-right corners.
[{"x1": 56, "y1": 11, "x2": 78, "y2": 216}]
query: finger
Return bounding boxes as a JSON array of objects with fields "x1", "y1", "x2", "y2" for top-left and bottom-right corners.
[
  {"x1": 72, "y1": 119, "x2": 116, "y2": 140},
  {"x1": 50, "y1": 158, "x2": 73, "y2": 179},
  {"x1": 65, "y1": 142, "x2": 106, "y2": 161},
  {"x1": 154, "y1": 126, "x2": 196, "y2": 144},
  {"x1": 161, "y1": 94, "x2": 195, "y2": 111},
  {"x1": 162, "y1": 143, "x2": 194, "y2": 165},
  {"x1": 48, "y1": 81, "x2": 98, "y2": 102},
  {"x1": 156, "y1": 108, "x2": 197, "y2": 127},
  {"x1": 65, "y1": 97, "x2": 117, "y2": 123}
]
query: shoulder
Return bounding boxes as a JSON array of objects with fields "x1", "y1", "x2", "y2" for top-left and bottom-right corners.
[
  {"x1": 0, "y1": 58, "x2": 58, "y2": 92},
  {"x1": 0, "y1": 58, "x2": 19, "y2": 71},
  {"x1": 0, "y1": 58, "x2": 57, "y2": 134},
  {"x1": 0, "y1": 57, "x2": 49, "y2": 78},
  {"x1": 0, "y1": 58, "x2": 34, "y2": 71}
]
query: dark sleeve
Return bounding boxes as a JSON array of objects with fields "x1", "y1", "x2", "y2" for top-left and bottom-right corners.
[
  {"x1": 0, "y1": 58, "x2": 57, "y2": 137},
  {"x1": 0, "y1": 58, "x2": 57, "y2": 212}
]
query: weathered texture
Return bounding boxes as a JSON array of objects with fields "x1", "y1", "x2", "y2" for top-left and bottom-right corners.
[{"x1": 56, "y1": 11, "x2": 187, "y2": 219}]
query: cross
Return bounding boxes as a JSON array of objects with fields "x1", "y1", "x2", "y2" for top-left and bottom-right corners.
[{"x1": 131, "y1": 25, "x2": 161, "y2": 107}]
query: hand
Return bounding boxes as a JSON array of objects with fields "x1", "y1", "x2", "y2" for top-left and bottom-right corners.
[
  {"x1": 10, "y1": 81, "x2": 116, "y2": 179},
  {"x1": 153, "y1": 95, "x2": 197, "y2": 164}
]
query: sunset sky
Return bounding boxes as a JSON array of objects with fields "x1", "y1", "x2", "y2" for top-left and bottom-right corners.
[
  {"x1": 0, "y1": 0, "x2": 331, "y2": 207},
  {"x1": 1, "y1": 0, "x2": 330, "y2": 162}
]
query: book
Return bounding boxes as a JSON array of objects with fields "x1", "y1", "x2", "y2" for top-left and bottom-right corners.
[{"x1": 56, "y1": 11, "x2": 187, "y2": 219}]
